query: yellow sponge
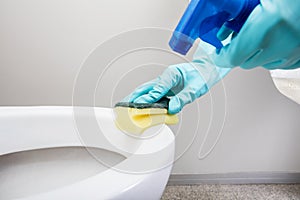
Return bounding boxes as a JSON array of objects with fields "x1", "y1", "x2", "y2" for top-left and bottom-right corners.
[{"x1": 114, "y1": 107, "x2": 178, "y2": 134}]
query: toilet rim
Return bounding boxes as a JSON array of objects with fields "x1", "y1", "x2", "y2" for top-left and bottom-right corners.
[{"x1": 0, "y1": 106, "x2": 175, "y2": 172}]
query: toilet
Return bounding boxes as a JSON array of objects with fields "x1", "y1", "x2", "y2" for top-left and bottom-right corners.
[
  {"x1": 271, "y1": 69, "x2": 300, "y2": 104},
  {"x1": 0, "y1": 106, "x2": 175, "y2": 200}
]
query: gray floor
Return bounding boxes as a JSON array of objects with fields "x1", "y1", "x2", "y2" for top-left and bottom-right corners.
[{"x1": 162, "y1": 184, "x2": 300, "y2": 200}]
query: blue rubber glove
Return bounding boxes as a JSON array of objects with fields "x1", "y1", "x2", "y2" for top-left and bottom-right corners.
[
  {"x1": 125, "y1": 46, "x2": 231, "y2": 114},
  {"x1": 213, "y1": 0, "x2": 300, "y2": 70}
]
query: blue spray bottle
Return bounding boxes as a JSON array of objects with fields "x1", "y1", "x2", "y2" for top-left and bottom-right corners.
[{"x1": 169, "y1": 0, "x2": 260, "y2": 55}]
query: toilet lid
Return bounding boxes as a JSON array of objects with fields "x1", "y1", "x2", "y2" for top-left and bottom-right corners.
[{"x1": 270, "y1": 69, "x2": 300, "y2": 79}]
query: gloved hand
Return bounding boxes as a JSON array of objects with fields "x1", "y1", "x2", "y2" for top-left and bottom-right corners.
[
  {"x1": 124, "y1": 46, "x2": 231, "y2": 114},
  {"x1": 212, "y1": 0, "x2": 300, "y2": 70}
]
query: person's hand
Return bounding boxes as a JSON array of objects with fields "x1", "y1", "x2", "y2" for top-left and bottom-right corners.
[
  {"x1": 124, "y1": 47, "x2": 231, "y2": 114},
  {"x1": 212, "y1": 0, "x2": 300, "y2": 70}
]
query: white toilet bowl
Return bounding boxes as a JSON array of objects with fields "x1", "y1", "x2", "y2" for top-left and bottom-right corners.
[{"x1": 0, "y1": 106, "x2": 175, "y2": 200}]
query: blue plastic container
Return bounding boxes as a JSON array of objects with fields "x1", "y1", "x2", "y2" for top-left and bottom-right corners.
[{"x1": 169, "y1": 0, "x2": 260, "y2": 55}]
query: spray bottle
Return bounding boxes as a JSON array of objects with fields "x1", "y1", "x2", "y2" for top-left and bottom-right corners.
[{"x1": 169, "y1": 0, "x2": 260, "y2": 55}]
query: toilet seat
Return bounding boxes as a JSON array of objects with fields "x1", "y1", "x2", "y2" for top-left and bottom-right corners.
[{"x1": 0, "y1": 106, "x2": 175, "y2": 200}]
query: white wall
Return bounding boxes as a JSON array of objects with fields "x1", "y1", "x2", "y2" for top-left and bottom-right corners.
[{"x1": 1, "y1": 0, "x2": 300, "y2": 175}]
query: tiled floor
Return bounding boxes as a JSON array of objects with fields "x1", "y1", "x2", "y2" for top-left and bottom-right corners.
[{"x1": 162, "y1": 184, "x2": 300, "y2": 200}]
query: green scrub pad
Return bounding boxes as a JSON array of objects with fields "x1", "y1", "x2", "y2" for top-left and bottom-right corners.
[{"x1": 114, "y1": 97, "x2": 170, "y2": 109}]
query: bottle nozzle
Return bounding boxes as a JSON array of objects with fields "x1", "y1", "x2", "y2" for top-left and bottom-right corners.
[{"x1": 169, "y1": 31, "x2": 194, "y2": 55}]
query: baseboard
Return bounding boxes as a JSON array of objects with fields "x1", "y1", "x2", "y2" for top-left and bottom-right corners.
[{"x1": 168, "y1": 172, "x2": 300, "y2": 185}]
